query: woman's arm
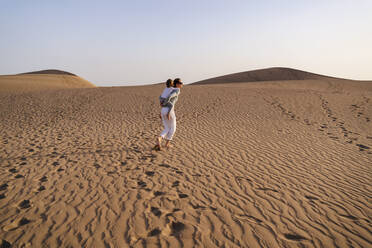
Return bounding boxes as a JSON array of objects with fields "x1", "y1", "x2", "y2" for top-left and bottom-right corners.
[{"x1": 166, "y1": 88, "x2": 180, "y2": 101}]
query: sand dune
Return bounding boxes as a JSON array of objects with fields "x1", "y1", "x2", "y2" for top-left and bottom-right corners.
[
  {"x1": 192, "y1": 67, "x2": 350, "y2": 85},
  {"x1": 0, "y1": 70, "x2": 95, "y2": 93},
  {"x1": 0, "y1": 76, "x2": 371, "y2": 247}
]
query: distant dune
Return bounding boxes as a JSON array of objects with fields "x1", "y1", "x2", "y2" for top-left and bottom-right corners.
[
  {"x1": 192, "y1": 67, "x2": 346, "y2": 85},
  {"x1": 0, "y1": 69, "x2": 95, "y2": 93}
]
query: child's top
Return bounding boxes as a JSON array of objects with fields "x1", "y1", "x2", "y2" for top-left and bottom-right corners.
[
  {"x1": 159, "y1": 87, "x2": 174, "y2": 109},
  {"x1": 160, "y1": 87, "x2": 174, "y2": 98}
]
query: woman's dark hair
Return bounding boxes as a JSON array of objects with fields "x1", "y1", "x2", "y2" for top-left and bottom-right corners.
[
  {"x1": 174, "y1": 78, "x2": 181, "y2": 85},
  {"x1": 166, "y1": 79, "x2": 173, "y2": 88}
]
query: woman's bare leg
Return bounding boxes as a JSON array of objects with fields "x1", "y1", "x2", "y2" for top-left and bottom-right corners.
[
  {"x1": 156, "y1": 136, "x2": 162, "y2": 150},
  {"x1": 164, "y1": 139, "x2": 171, "y2": 148},
  {"x1": 153, "y1": 136, "x2": 162, "y2": 151}
]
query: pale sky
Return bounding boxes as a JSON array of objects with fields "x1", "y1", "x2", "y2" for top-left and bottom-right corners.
[{"x1": 1, "y1": 0, "x2": 371, "y2": 86}]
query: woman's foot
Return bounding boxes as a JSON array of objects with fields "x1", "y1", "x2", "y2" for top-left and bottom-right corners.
[
  {"x1": 165, "y1": 144, "x2": 173, "y2": 149},
  {"x1": 153, "y1": 137, "x2": 163, "y2": 151},
  {"x1": 152, "y1": 144, "x2": 161, "y2": 151},
  {"x1": 164, "y1": 140, "x2": 172, "y2": 149}
]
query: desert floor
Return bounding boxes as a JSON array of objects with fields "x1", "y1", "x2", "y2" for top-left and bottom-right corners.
[{"x1": 0, "y1": 80, "x2": 371, "y2": 247}]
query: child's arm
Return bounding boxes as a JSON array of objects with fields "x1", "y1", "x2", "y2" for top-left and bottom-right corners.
[{"x1": 159, "y1": 96, "x2": 166, "y2": 106}]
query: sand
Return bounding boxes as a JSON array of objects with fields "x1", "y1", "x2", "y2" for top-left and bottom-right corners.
[
  {"x1": 0, "y1": 70, "x2": 95, "y2": 93},
  {"x1": 0, "y1": 75, "x2": 371, "y2": 247}
]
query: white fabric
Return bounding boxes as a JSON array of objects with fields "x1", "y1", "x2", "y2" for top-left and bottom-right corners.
[
  {"x1": 160, "y1": 87, "x2": 174, "y2": 98},
  {"x1": 160, "y1": 107, "x2": 176, "y2": 140}
]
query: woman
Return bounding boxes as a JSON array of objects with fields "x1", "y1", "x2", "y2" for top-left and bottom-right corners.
[{"x1": 154, "y1": 78, "x2": 183, "y2": 150}]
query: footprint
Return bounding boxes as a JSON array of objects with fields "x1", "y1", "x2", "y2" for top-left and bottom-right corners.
[
  {"x1": 121, "y1": 161, "x2": 127, "y2": 166},
  {"x1": 19, "y1": 217, "x2": 30, "y2": 226},
  {"x1": 148, "y1": 228, "x2": 161, "y2": 237},
  {"x1": 151, "y1": 207, "x2": 162, "y2": 217},
  {"x1": 40, "y1": 176, "x2": 48, "y2": 182},
  {"x1": 3, "y1": 221, "x2": 18, "y2": 231},
  {"x1": 57, "y1": 168, "x2": 64, "y2": 172},
  {"x1": 52, "y1": 162, "x2": 59, "y2": 166},
  {"x1": 40, "y1": 213, "x2": 47, "y2": 221},
  {"x1": 0, "y1": 183, "x2": 8, "y2": 191},
  {"x1": 145, "y1": 171, "x2": 155, "y2": 177},
  {"x1": 38, "y1": 186, "x2": 46, "y2": 192},
  {"x1": 15, "y1": 174, "x2": 24, "y2": 179},
  {"x1": 171, "y1": 222, "x2": 185, "y2": 234},
  {"x1": 138, "y1": 181, "x2": 147, "y2": 188},
  {"x1": 172, "y1": 181, "x2": 180, "y2": 187},
  {"x1": 19, "y1": 200, "x2": 31, "y2": 209},
  {"x1": 3, "y1": 217, "x2": 31, "y2": 231},
  {"x1": 284, "y1": 233, "x2": 307, "y2": 241},
  {"x1": 9, "y1": 168, "x2": 18, "y2": 173},
  {"x1": 154, "y1": 191, "x2": 164, "y2": 196},
  {"x1": 159, "y1": 163, "x2": 171, "y2": 168},
  {"x1": 178, "y1": 193, "x2": 188, "y2": 199},
  {"x1": 356, "y1": 144, "x2": 370, "y2": 150},
  {"x1": 0, "y1": 240, "x2": 11, "y2": 248}
]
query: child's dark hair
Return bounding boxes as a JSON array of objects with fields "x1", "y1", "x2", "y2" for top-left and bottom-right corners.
[{"x1": 166, "y1": 79, "x2": 173, "y2": 88}]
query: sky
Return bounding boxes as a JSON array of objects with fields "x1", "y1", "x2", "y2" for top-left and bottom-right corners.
[{"x1": 0, "y1": 0, "x2": 371, "y2": 86}]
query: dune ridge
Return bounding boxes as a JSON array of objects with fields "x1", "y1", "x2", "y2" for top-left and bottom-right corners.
[
  {"x1": 0, "y1": 77, "x2": 371, "y2": 247},
  {"x1": 19, "y1": 69, "x2": 78, "y2": 76},
  {"x1": 192, "y1": 67, "x2": 351, "y2": 85}
]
